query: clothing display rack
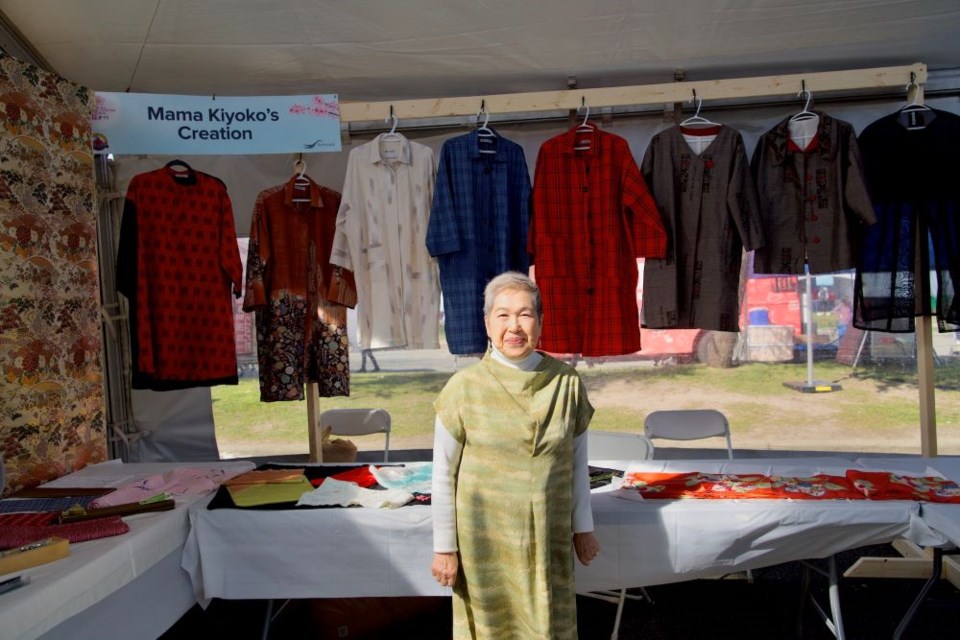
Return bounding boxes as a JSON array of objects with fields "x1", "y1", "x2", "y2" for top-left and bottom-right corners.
[
  {"x1": 317, "y1": 61, "x2": 939, "y2": 458},
  {"x1": 340, "y1": 63, "x2": 926, "y2": 122}
]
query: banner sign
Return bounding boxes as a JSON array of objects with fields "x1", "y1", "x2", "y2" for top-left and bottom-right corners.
[{"x1": 91, "y1": 92, "x2": 341, "y2": 155}]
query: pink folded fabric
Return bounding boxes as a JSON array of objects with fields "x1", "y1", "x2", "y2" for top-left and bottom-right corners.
[{"x1": 90, "y1": 466, "x2": 248, "y2": 508}]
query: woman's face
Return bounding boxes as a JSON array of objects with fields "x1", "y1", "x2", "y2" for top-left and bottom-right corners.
[{"x1": 484, "y1": 287, "x2": 542, "y2": 360}]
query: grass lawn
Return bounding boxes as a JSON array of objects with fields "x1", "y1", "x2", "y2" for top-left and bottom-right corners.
[{"x1": 213, "y1": 359, "x2": 960, "y2": 457}]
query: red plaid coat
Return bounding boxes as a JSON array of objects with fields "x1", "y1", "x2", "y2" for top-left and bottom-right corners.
[{"x1": 530, "y1": 127, "x2": 666, "y2": 356}]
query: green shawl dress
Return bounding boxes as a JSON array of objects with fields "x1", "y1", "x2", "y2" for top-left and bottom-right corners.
[{"x1": 434, "y1": 352, "x2": 594, "y2": 639}]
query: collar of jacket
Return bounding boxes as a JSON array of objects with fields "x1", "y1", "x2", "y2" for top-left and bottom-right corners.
[
  {"x1": 368, "y1": 132, "x2": 413, "y2": 165},
  {"x1": 283, "y1": 174, "x2": 325, "y2": 208},
  {"x1": 466, "y1": 127, "x2": 508, "y2": 162},
  {"x1": 765, "y1": 110, "x2": 839, "y2": 165},
  {"x1": 559, "y1": 123, "x2": 604, "y2": 155}
]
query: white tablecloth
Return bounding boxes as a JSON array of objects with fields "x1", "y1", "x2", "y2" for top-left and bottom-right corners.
[
  {"x1": 851, "y1": 456, "x2": 960, "y2": 550},
  {"x1": 181, "y1": 456, "x2": 960, "y2": 602},
  {"x1": 0, "y1": 459, "x2": 254, "y2": 640}
]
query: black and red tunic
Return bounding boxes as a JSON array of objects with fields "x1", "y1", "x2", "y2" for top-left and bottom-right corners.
[{"x1": 117, "y1": 164, "x2": 243, "y2": 390}]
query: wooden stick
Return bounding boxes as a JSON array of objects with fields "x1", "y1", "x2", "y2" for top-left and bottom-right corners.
[{"x1": 340, "y1": 63, "x2": 927, "y2": 123}]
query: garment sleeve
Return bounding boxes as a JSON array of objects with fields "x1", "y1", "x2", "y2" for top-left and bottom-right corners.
[
  {"x1": 573, "y1": 376, "x2": 595, "y2": 437},
  {"x1": 218, "y1": 186, "x2": 244, "y2": 298},
  {"x1": 330, "y1": 150, "x2": 359, "y2": 272},
  {"x1": 512, "y1": 146, "x2": 533, "y2": 273},
  {"x1": 571, "y1": 431, "x2": 594, "y2": 533},
  {"x1": 242, "y1": 192, "x2": 270, "y2": 311},
  {"x1": 726, "y1": 133, "x2": 765, "y2": 252},
  {"x1": 432, "y1": 416, "x2": 464, "y2": 552},
  {"x1": 749, "y1": 135, "x2": 766, "y2": 191},
  {"x1": 640, "y1": 133, "x2": 656, "y2": 189},
  {"x1": 526, "y1": 144, "x2": 548, "y2": 266},
  {"x1": 621, "y1": 139, "x2": 667, "y2": 258},
  {"x1": 841, "y1": 125, "x2": 877, "y2": 226},
  {"x1": 325, "y1": 266, "x2": 358, "y2": 309},
  {"x1": 116, "y1": 192, "x2": 138, "y2": 301},
  {"x1": 426, "y1": 142, "x2": 461, "y2": 257}
]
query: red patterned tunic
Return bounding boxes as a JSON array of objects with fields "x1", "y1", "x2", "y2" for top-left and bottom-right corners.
[
  {"x1": 117, "y1": 165, "x2": 243, "y2": 389},
  {"x1": 529, "y1": 126, "x2": 667, "y2": 356},
  {"x1": 243, "y1": 176, "x2": 357, "y2": 401}
]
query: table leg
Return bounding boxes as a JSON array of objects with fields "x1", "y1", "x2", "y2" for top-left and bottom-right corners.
[
  {"x1": 261, "y1": 599, "x2": 274, "y2": 640},
  {"x1": 892, "y1": 547, "x2": 943, "y2": 640},
  {"x1": 798, "y1": 556, "x2": 846, "y2": 639}
]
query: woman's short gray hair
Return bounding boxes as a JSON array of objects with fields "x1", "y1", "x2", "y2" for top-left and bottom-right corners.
[{"x1": 483, "y1": 271, "x2": 542, "y2": 318}]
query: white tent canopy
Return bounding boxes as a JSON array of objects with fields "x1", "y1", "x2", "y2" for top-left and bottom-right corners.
[
  {"x1": 1, "y1": 1, "x2": 958, "y2": 459},
  {"x1": 1, "y1": 0, "x2": 959, "y2": 101}
]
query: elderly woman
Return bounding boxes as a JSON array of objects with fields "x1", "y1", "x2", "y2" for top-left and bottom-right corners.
[{"x1": 431, "y1": 271, "x2": 600, "y2": 639}]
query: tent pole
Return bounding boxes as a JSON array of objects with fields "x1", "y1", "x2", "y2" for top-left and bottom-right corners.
[
  {"x1": 917, "y1": 317, "x2": 937, "y2": 456},
  {"x1": 307, "y1": 382, "x2": 323, "y2": 462},
  {"x1": 804, "y1": 265, "x2": 815, "y2": 387}
]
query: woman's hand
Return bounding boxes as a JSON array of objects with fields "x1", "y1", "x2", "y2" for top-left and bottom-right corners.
[
  {"x1": 573, "y1": 531, "x2": 601, "y2": 566},
  {"x1": 432, "y1": 552, "x2": 459, "y2": 587}
]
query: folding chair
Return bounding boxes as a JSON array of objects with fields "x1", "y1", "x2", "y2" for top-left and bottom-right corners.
[
  {"x1": 643, "y1": 409, "x2": 734, "y2": 459},
  {"x1": 582, "y1": 430, "x2": 655, "y2": 640},
  {"x1": 587, "y1": 430, "x2": 655, "y2": 461},
  {"x1": 643, "y1": 410, "x2": 752, "y2": 583},
  {"x1": 318, "y1": 408, "x2": 391, "y2": 462}
]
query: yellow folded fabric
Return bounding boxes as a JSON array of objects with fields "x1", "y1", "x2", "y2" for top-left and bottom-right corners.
[
  {"x1": 226, "y1": 476, "x2": 313, "y2": 507},
  {"x1": 224, "y1": 468, "x2": 306, "y2": 486}
]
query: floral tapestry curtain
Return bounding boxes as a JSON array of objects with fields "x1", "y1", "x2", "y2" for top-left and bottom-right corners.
[{"x1": 0, "y1": 53, "x2": 105, "y2": 495}]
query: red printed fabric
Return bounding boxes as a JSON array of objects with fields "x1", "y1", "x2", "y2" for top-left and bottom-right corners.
[
  {"x1": 0, "y1": 512, "x2": 129, "y2": 548},
  {"x1": 622, "y1": 472, "x2": 862, "y2": 500},
  {"x1": 530, "y1": 127, "x2": 666, "y2": 356},
  {"x1": 117, "y1": 166, "x2": 244, "y2": 387},
  {"x1": 846, "y1": 470, "x2": 960, "y2": 503},
  {"x1": 622, "y1": 471, "x2": 960, "y2": 502},
  {"x1": 310, "y1": 466, "x2": 379, "y2": 488}
]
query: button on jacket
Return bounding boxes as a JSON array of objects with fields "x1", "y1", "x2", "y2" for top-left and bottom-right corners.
[
  {"x1": 330, "y1": 133, "x2": 441, "y2": 350},
  {"x1": 751, "y1": 111, "x2": 876, "y2": 275},
  {"x1": 427, "y1": 129, "x2": 531, "y2": 355},
  {"x1": 529, "y1": 126, "x2": 667, "y2": 356},
  {"x1": 641, "y1": 125, "x2": 764, "y2": 331}
]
